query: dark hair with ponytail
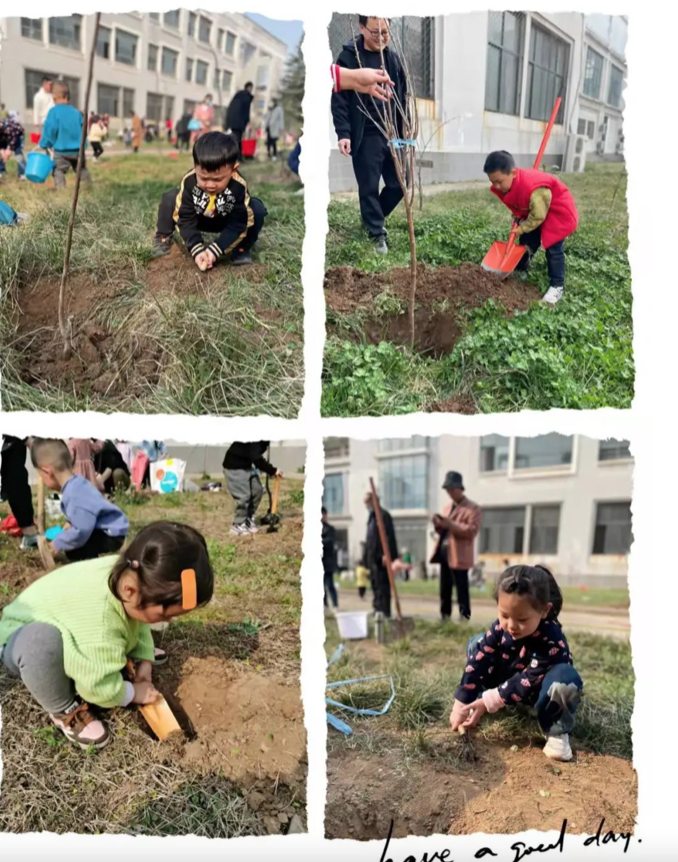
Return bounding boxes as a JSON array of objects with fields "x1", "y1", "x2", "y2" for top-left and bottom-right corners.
[
  {"x1": 108, "y1": 521, "x2": 213, "y2": 610},
  {"x1": 492, "y1": 564, "x2": 563, "y2": 623}
]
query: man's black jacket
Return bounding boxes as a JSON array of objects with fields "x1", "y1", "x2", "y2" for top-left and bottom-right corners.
[
  {"x1": 364, "y1": 508, "x2": 398, "y2": 571},
  {"x1": 226, "y1": 90, "x2": 254, "y2": 132},
  {"x1": 331, "y1": 35, "x2": 408, "y2": 154}
]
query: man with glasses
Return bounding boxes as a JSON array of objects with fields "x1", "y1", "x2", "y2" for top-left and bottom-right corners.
[{"x1": 331, "y1": 16, "x2": 407, "y2": 255}]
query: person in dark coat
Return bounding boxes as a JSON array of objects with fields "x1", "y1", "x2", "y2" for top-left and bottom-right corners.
[
  {"x1": 0, "y1": 436, "x2": 37, "y2": 550},
  {"x1": 331, "y1": 17, "x2": 408, "y2": 254},
  {"x1": 223, "y1": 442, "x2": 282, "y2": 535},
  {"x1": 363, "y1": 490, "x2": 400, "y2": 618},
  {"x1": 93, "y1": 440, "x2": 131, "y2": 495},
  {"x1": 225, "y1": 83, "x2": 254, "y2": 150},
  {"x1": 322, "y1": 507, "x2": 339, "y2": 609},
  {"x1": 175, "y1": 113, "x2": 191, "y2": 151}
]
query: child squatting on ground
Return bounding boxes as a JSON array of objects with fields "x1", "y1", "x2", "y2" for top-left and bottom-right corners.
[
  {"x1": 31, "y1": 438, "x2": 129, "y2": 563},
  {"x1": 484, "y1": 151, "x2": 579, "y2": 306},
  {"x1": 0, "y1": 522, "x2": 214, "y2": 750},
  {"x1": 450, "y1": 565, "x2": 583, "y2": 763},
  {"x1": 152, "y1": 131, "x2": 267, "y2": 269},
  {"x1": 38, "y1": 81, "x2": 91, "y2": 189},
  {"x1": 223, "y1": 441, "x2": 283, "y2": 535}
]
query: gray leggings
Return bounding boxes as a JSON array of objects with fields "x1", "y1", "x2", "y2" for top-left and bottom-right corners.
[
  {"x1": 225, "y1": 469, "x2": 264, "y2": 525},
  {"x1": 2, "y1": 623, "x2": 77, "y2": 714}
]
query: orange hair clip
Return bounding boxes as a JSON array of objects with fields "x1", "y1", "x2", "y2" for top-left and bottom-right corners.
[{"x1": 181, "y1": 568, "x2": 197, "y2": 610}]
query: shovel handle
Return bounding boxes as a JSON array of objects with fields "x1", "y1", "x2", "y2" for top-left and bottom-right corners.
[
  {"x1": 533, "y1": 97, "x2": 561, "y2": 170},
  {"x1": 499, "y1": 226, "x2": 521, "y2": 269},
  {"x1": 369, "y1": 478, "x2": 403, "y2": 621},
  {"x1": 271, "y1": 475, "x2": 280, "y2": 515},
  {"x1": 37, "y1": 475, "x2": 46, "y2": 535}
]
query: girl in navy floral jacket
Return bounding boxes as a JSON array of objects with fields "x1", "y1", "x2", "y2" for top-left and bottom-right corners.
[{"x1": 450, "y1": 565, "x2": 583, "y2": 762}]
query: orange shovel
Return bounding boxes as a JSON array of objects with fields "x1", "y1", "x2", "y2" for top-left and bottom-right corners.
[
  {"x1": 126, "y1": 659, "x2": 181, "y2": 741},
  {"x1": 482, "y1": 96, "x2": 562, "y2": 276}
]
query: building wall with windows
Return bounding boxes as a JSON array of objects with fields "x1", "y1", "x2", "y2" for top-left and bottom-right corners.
[
  {"x1": 328, "y1": 11, "x2": 626, "y2": 191},
  {"x1": 0, "y1": 12, "x2": 287, "y2": 133},
  {"x1": 323, "y1": 435, "x2": 633, "y2": 587}
]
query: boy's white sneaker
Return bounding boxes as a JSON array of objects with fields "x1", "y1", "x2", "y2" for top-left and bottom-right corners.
[
  {"x1": 542, "y1": 286, "x2": 564, "y2": 305},
  {"x1": 543, "y1": 733, "x2": 573, "y2": 762},
  {"x1": 245, "y1": 518, "x2": 259, "y2": 534},
  {"x1": 20, "y1": 533, "x2": 39, "y2": 550},
  {"x1": 230, "y1": 523, "x2": 249, "y2": 536}
]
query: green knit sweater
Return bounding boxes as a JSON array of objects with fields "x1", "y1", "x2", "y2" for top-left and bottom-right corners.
[{"x1": 0, "y1": 556, "x2": 155, "y2": 708}]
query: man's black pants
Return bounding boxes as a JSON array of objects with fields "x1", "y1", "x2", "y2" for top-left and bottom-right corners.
[
  {"x1": 156, "y1": 190, "x2": 267, "y2": 253},
  {"x1": 64, "y1": 530, "x2": 124, "y2": 563},
  {"x1": 352, "y1": 133, "x2": 403, "y2": 239},
  {"x1": 0, "y1": 437, "x2": 34, "y2": 529},
  {"x1": 440, "y1": 560, "x2": 471, "y2": 620},
  {"x1": 370, "y1": 564, "x2": 392, "y2": 618}
]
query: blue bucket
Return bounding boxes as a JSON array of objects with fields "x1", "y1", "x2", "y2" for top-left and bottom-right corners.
[
  {"x1": 45, "y1": 526, "x2": 64, "y2": 540},
  {"x1": 25, "y1": 152, "x2": 55, "y2": 184}
]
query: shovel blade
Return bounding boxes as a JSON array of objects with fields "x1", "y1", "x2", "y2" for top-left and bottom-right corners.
[
  {"x1": 140, "y1": 696, "x2": 182, "y2": 741},
  {"x1": 388, "y1": 617, "x2": 415, "y2": 639},
  {"x1": 481, "y1": 241, "x2": 526, "y2": 275}
]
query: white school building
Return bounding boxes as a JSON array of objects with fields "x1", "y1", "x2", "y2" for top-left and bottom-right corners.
[
  {"x1": 323, "y1": 435, "x2": 633, "y2": 588},
  {"x1": 328, "y1": 12, "x2": 627, "y2": 192}
]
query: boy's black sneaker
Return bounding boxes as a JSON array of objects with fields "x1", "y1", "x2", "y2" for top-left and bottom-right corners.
[
  {"x1": 231, "y1": 248, "x2": 253, "y2": 266},
  {"x1": 152, "y1": 234, "x2": 172, "y2": 257}
]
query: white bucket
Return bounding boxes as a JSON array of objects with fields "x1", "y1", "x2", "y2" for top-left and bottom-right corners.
[{"x1": 335, "y1": 611, "x2": 369, "y2": 640}]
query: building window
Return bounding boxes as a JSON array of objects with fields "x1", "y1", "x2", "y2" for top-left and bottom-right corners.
[
  {"x1": 526, "y1": 24, "x2": 569, "y2": 123},
  {"x1": 577, "y1": 118, "x2": 586, "y2": 135},
  {"x1": 21, "y1": 18, "x2": 42, "y2": 41},
  {"x1": 147, "y1": 44, "x2": 158, "y2": 72},
  {"x1": 480, "y1": 435, "x2": 510, "y2": 472},
  {"x1": 485, "y1": 11, "x2": 524, "y2": 115},
  {"x1": 122, "y1": 87, "x2": 135, "y2": 117},
  {"x1": 146, "y1": 92, "x2": 164, "y2": 123},
  {"x1": 185, "y1": 57, "x2": 194, "y2": 82},
  {"x1": 583, "y1": 47, "x2": 604, "y2": 99},
  {"x1": 225, "y1": 31, "x2": 236, "y2": 56},
  {"x1": 183, "y1": 99, "x2": 197, "y2": 115},
  {"x1": 161, "y1": 46, "x2": 179, "y2": 78},
  {"x1": 380, "y1": 455, "x2": 428, "y2": 511},
  {"x1": 325, "y1": 438, "x2": 350, "y2": 459},
  {"x1": 587, "y1": 120, "x2": 595, "y2": 138},
  {"x1": 198, "y1": 15, "x2": 212, "y2": 44},
  {"x1": 593, "y1": 502, "x2": 632, "y2": 554},
  {"x1": 97, "y1": 83, "x2": 119, "y2": 118},
  {"x1": 378, "y1": 437, "x2": 427, "y2": 452},
  {"x1": 323, "y1": 474, "x2": 345, "y2": 515},
  {"x1": 529, "y1": 505, "x2": 560, "y2": 555},
  {"x1": 213, "y1": 66, "x2": 221, "y2": 89},
  {"x1": 163, "y1": 10, "x2": 180, "y2": 29},
  {"x1": 196, "y1": 60, "x2": 208, "y2": 86},
  {"x1": 395, "y1": 520, "x2": 429, "y2": 566},
  {"x1": 240, "y1": 40, "x2": 256, "y2": 65},
  {"x1": 48, "y1": 15, "x2": 82, "y2": 52},
  {"x1": 480, "y1": 507, "x2": 526, "y2": 554},
  {"x1": 25, "y1": 69, "x2": 80, "y2": 109},
  {"x1": 222, "y1": 70, "x2": 233, "y2": 93},
  {"x1": 256, "y1": 65, "x2": 270, "y2": 90},
  {"x1": 514, "y1": 434, "x2": 573, "y2": 470},
  {"x1": 164, "y1": 96, "x2": 175, "y2": 123},
  {"x1": 149, "y1": 13, "x2": 160, "y2": 22},
  {"x1": 217, "y1": 28, "x2": 225, "y2": 51},
  {"x1": 96, "y1": 26, "x2": 111, "y2": 60},
  {"x1": 188, "y1": 12, "x2": 197, "y2": 37},
  {"x1": 115, "y1": 30, "x2": 138, "y2": 66},
  {"x1": 599, "y1": 440, "x2": 631, "y2": 461},
  {"x1": 607, "y1": 65, "x2": 624, "y2": 107}
]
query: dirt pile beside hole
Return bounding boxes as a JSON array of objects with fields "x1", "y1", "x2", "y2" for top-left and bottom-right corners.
[
  {"x1": 12, "y1": 275, "x2": 161, "y2": 397},
  {"x1": 171, "y1": 656, "x2": 305, "y2": 784},
  {"x1": 326, "y1": 740, "x2": 636, "y2": 840},
  {"x1": 325, "y1": 263, "x2": 540, "y2": 358},
  {"x1": 146, "y1": 243, "x2": 267, "y2": 294}
]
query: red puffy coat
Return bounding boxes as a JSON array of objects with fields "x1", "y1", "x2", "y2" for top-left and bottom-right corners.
[{"x1": 491, "y1": 168, "x2": 578, "y2": 248}]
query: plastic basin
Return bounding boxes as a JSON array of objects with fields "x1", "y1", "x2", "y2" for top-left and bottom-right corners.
[{"x1": 335, "y1": 611, "x2": 369, "y2": 640}]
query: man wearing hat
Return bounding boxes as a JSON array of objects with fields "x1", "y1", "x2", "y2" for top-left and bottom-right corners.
[{"x1": 430, "y1": 471, "x2": 482, "y2": 622}]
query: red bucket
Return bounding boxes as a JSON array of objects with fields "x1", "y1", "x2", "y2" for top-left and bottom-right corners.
[
  {"x1": 240, "y1": 138, "x2": 256, "y2": 158},
  {"x1": 30, "y1": 132, "x2": 41, "y2": 144}
]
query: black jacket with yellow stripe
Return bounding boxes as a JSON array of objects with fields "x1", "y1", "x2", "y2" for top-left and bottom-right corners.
[{"x1": 173, "y1": 169, "x2": 254, "y2": 260}]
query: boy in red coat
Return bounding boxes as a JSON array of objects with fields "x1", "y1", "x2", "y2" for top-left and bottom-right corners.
[{"x1": 484, "y1": 151, "x2": 579, "y2": 305}]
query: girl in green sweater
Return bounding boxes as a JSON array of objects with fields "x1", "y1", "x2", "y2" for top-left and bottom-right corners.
[{"x1": 0, "y1": 521, "x2": 213, "y2": 750}]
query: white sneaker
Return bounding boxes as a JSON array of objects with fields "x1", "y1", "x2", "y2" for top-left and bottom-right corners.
[
  {"x1": 20, "y1": 533, "x2": 39, "y2": 550},
  {"x1": 245, "y1": 518, "x2": 259, "y2": 534},
  {"x1": 543, "y1": 733, "x2": 573, "y2": 761},
  {"x1": 542, "y1": 286, "x2": 564, "y2": 305},
  {"x1": 230, "y1": 523, "x2": 249, "y2": 536}
]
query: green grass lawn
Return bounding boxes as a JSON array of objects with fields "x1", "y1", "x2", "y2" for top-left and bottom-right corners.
[
  {"x1": 0, "y1": 482, "x2": 305, "y2": 835},
  {"x1": 322, "y1": 162, "x2": 632, "y2": 415},
  {"x1": 0, "y1": 152, "x2": 303, "y2": 415}
]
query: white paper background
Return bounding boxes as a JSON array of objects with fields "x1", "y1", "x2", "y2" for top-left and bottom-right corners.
[{"x1": 0, "y1": 0, "x2": 675, "y2": 858}]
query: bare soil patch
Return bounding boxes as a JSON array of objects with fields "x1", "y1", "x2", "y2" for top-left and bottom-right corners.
[{"x1": 325, "y1": 262, "x2": 540, "y2": 358}]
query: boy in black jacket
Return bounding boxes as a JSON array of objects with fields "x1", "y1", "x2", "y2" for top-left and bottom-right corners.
[
  {"x1": 152, "y1": 131, "x2": 267, "y2": 266},
  {"x1": 331, "y1": 16, "x2": 407, "y2": 254},
  {"x1": 223, "y1": 441, "x2": 283, "y2": 535}
]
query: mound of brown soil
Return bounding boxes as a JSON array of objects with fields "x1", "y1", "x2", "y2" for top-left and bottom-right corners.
[
  {"x1": 326, "y1": 739, "x2": 636, "y2": 840},
  {"x1": 146, "y1": 243, "x2": 266, "y2": 294},
  {"x1": 325, "y1": 262, "x2": 540, "y2": 358}
]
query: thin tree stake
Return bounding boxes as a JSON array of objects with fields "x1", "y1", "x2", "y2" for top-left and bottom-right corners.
[{"x1": 58, "y1": 12, "x2": 100, "y2": 358}]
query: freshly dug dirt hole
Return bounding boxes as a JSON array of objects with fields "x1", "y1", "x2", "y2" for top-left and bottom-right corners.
[
  {"x1": 326, "y1": 740, "x2": 636, "y2": 839},
  {"x1": 325, "y1": 263, "x2": 540, "y2": 358}
]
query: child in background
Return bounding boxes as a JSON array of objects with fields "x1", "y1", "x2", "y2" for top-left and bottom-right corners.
[
  {"x1": 89, "y1": 115, "x2": 106, "y2": 160},
  {"x1": 31, "y1": 439, "x2": 129, "y2": 562},
  {"x1": 68, "y1": 438, "x2": 102, "y2": 487},
  {"x1": 355, "y1": 561, "x2": 369, "y2": 600},
  {"x1": 450, "y1": 564, "x2": 583, "y2": 762},
  {"x1": 223, "y1": 441, "x2": 282, "y2": 535},
  {"x1": 38, "y1": 81, "x2": 90, "y2": 188},
  {"x1": 484, "y1": 151, "x2": 578, "y2": 305},
  {"x1": 0, "y1": 522, "x2": 213, "y2": 750},
  {"x1": 0, "y1": 113, "x2": 26, "y2": 180},
  {"x1": 152, "y1": 131, "x2": 267, "y2": 268}
]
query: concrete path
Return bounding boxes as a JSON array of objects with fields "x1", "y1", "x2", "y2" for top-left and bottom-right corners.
[{"x1": 334, "y1": 590, "x2": 630, "y2": 641}]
